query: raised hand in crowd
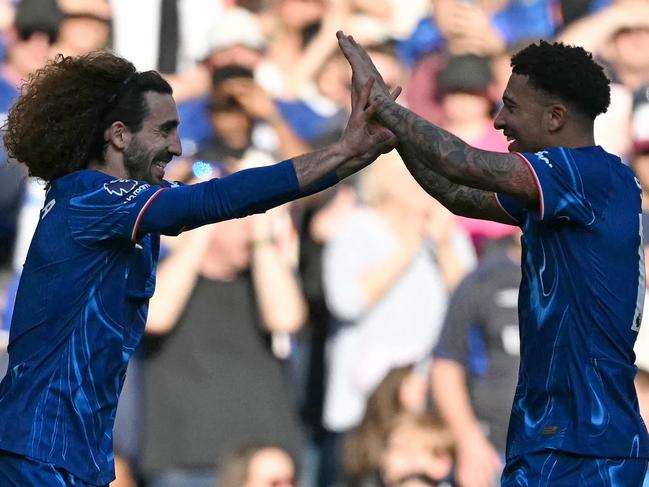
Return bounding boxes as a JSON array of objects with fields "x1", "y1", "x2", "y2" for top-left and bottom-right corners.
[{"x1": 433, "y1": 0, "x2": 505, "y2": 56}]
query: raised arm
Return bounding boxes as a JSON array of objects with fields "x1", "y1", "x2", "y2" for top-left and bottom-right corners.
[
  {"x1": 136, "y1": 80, "x2": 397, "y2": 238},
  {"x1": 395, "y1": 134, "x2": 517, "y2": 224},
  {"x1": 336, "y1": 31, "x2": 538, "y2": 221}
]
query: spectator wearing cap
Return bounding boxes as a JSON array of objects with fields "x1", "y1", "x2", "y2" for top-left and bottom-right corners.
[
  {"x1": 436, "y1": 54, "x2": 513, "y2": 253},
  {"x1": 177, "y1": 6, "x2": 270, "y2": 156}
]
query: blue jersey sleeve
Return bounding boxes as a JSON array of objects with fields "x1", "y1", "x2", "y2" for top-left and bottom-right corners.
[
  {"x1": 138, "y1": 160, "x2": 337, "y2": 237},
  {"x1": 69, "y1": 160, "x2": 338, "y2": 242},
  {"x1": 494, "y1": 192, "x2": 526, "y2": 226},
  {"x1": 495, "y1": 149, "x2": 596, "y2": 226},
  {"x1": 518, "y1": 149, "x2": 596, "y2": 226}
]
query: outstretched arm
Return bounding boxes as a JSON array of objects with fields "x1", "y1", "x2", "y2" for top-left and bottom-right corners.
[
  {"x1": 336, "y1": 31, "x2": 537, "y2": 221},
  {"x1": 395, "y1": 136, "x2": 517, "y2": 224},
  {"x1": 135, "y1": 81, "x2": 397, "y2": 237}
]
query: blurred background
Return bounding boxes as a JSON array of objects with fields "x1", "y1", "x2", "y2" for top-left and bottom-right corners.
[{"x1": 0, "y1": 1, "x2": 648, "y2": 486}]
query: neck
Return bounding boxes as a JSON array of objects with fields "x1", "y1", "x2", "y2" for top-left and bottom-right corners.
[
  {"x1": 550, "y1": 123, "x2": 596, "y2": 149},
  {"x1": 88, "y1": 154, "x2": 128, "y2": 179}
]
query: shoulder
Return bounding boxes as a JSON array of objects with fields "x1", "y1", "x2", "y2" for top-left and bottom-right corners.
[{"x1": 60, "y1": 171, "x2": 160, "y2": 207}]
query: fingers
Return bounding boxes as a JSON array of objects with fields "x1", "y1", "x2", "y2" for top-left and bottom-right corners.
[
  {"x1": 354, "y1": 78, "x2": 374, "y2": 114},
  {"x1": 390, "y1": 86, "x2": 402, "y2": 101}
]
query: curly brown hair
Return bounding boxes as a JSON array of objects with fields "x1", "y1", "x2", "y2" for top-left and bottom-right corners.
[{"x1": 4, "y1": 51, "x2": 172, "y2": 182}]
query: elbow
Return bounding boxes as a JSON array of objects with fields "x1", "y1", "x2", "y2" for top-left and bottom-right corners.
[{"x1": 145, "y1": 316, "x2": 175, "y2": 336}]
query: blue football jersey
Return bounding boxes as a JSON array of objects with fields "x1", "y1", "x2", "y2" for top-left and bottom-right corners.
[
  {"x1": 0, "y1": 171, "x2": 166, "y2": 485},
  {"x1": 495, "y1": 146, "x2": 649, "y2": 460},
  {"x1": 0, "y1": 162, "x2": 306, "y2": 485}
]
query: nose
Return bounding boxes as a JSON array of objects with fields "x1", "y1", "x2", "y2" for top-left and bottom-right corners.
[
  {"x1": 493, "y1": 107, "x2": 505, "y2": 130},
  {"x1": 169, "y1": 131, "x2": 182, "y2": 157}
]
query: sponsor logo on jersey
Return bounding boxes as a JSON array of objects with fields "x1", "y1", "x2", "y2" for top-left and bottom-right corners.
[
  {"x1": 124, "y1": 183, "x2": 151, "y2": 203},
  {"x1": 535, "y1": 151, "x2": 552, "y2": 168}
]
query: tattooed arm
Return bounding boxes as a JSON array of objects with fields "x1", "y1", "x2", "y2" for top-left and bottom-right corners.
[
  {"x1": 335, "y1": 31, "x2": 538, "y2": 222},
  {"x1": 375, "y1": 93, "x2": 538, "y2": 215},
  {"x1": 394, "y1": 136, "x2": 517, "y2": 224}
]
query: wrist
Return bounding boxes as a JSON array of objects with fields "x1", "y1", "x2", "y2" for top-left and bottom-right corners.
[{"x1": 332, "y1": 138, "x2": 360, "y2": 161}]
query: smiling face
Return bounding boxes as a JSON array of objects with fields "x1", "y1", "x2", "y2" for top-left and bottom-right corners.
[
  {"x1": 123, "y1": 91, "x2": 181, "y2": 185},
  {"x1": 493, "y1": 73, "x2": 550, "y2": 153}
]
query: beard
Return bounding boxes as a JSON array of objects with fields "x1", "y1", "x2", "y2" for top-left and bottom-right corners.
[{"x1": 123, "y1": 137, "x2": 168, "y2": 184}]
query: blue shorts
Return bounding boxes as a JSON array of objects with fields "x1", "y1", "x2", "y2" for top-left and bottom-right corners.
[
  {"x1": 0, "y1": 449, "x2": 107, "y2": 487},
  {"x1": 502, "y1": 450, "x2": 648, "y2": 487}
]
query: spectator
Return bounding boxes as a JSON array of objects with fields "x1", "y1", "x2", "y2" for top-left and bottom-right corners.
[
  {"x1": 372, "y1": 413, "x2": 456, "y2": 487},
  {"x1": 432, "y1": 233, "x2": 521, "y2": 487},
  {"x1": 50, "y1": 0, "x2": 111, "y2": 57},
  {"x1": 0, "y1": 0, "x2": 59, "y2": 375},
  {"x1": 218, "y1": 444, "x2": 296, "y2": 487},
  {"x1": 557, "y1": 0, "x2": 649, "y2": 160},
  {"x1": 344, "y1": 364, "x2": 430, "y2": 486},
  {"x1": 290, "y1": 181, "x2": 360, "y2": 487},
  {"x1": 321, "y1": 150, "x2": 475, "y2": 483},
  {"x1": 142, "y1": 207, "x2": 306, "y2": 487},
  {"x1": 274, "y1": 50, "x2": 351, "y2": 148},
  {"x1": 400, "y1": 0, "x2": 558, "y2": 67},
  {"x1": 557, "y1": 0, "x2": 649, "y2": 94},
  {"x1": 0, "y1": 0, "x2": 57, "y2": 269},
  {"x1": 403, "y1": 0, "x2": 559, "y2": 125},
  {"x1": 180, "y1": 6, "x2": 269, "y2": 154}
]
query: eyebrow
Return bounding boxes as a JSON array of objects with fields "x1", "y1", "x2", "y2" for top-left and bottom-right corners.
[{"x1": 160, "y1": 120, "x2": 180, "y2": 131}]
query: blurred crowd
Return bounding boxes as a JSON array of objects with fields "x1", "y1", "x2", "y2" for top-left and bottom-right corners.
[{"x1": 0, "y1": 0, "x2": 648, "y2": 486}]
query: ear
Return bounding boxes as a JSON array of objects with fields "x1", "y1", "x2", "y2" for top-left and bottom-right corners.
[
  {"x1": 546, "y1": 103, "x2": 568, "y2": 133},
  {"x1": 105, "y1": 121, "x2": 130, "y2": 150}
]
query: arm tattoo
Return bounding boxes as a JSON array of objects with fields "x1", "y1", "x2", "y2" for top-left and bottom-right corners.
[
  {"x1": 395, "y1": 142, "x2": 516, "y2": 224},
  {"x1": 374, "y1": 96, "x2": 537, "y2": 209}
]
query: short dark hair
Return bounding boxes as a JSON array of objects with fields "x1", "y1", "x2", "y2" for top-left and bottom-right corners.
[
  {"x1": 4, "y1": 51, "x2": 172, "y2": 182},
  {"x1": 511, "y1": 40, "x2": 610, "y2": 120}
]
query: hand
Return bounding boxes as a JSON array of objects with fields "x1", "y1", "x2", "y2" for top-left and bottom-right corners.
[
  {"x1": 336, "y1": 30, "x2": 391, "y2": 103},
  {"x1": 221, "y1": 78, "x2": 278, "y2": 121},
  {"x1": 336, "y1": 78, "x2": 399, "y2": 179},
  {"x1": 456, "y1": 430, "x2": 503, "y2": 487}
]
